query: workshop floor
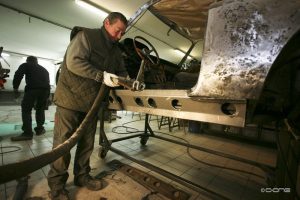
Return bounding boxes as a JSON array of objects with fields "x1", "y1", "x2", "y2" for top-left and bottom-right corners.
[{"x1": 0, "y1": 105, "x2": 277, "y2": 200}]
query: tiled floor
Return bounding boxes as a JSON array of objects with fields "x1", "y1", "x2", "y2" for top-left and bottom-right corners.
[{"x1": 0, "y1": 105, "x2": 277, "y2": 200}]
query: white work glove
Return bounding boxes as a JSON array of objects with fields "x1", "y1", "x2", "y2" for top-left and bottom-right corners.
[{"x1": 103, "y1": 71, "x2": 119, "y2": 87}]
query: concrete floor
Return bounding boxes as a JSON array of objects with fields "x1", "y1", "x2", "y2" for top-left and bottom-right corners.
[{"x1": 0, "y1": 105, "x2": 277, "y2": 200}]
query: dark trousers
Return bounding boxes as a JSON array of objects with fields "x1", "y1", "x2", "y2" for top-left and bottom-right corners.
[
  {"x1": 21, "y1": 89, "x2": 50, "y2": 135},
  {"x1": 47, "y1": 106, "x2": 98, "y2": 191}
]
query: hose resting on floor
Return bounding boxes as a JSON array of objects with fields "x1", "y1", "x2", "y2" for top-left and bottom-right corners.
[{"x1": 0, "y1": 84, "x2": 110, "y2": 184}]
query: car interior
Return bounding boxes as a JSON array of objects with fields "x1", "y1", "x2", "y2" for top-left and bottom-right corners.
[{"x1": 119, "y1": 37, "x2": 200, "y2": 89}]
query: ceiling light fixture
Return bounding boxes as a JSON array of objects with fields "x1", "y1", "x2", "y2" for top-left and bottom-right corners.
[
  {"x1": 75, "y1": 0, "x2": 108, "y2": 18},
  {"x1": 1, "y1": 53, "x2": 10, "y2": 57}
]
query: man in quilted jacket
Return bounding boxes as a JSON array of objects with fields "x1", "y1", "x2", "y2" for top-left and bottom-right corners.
[{"x1": 47, "y1": 12, "x2": 128, "y2": 200}]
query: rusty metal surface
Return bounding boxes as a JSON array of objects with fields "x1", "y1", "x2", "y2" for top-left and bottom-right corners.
[
  {"x1": 108, "y1": 160, "x2": 191, "y2": 200},
  {"x1": 149, "y1": 0, "x2": 215, "y2": 41},
  {"x1": 127, "y1": 0, "x2": 161, "y2": 28},
  {"x1": 190, "y1": 0, "x2": 300, "y2": 99},
  {"x1": 108, "y1": 89, "x2": 247, "y2": 127}
]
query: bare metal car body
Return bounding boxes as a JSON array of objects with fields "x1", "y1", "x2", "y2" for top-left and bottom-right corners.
[{"x1": 109, "y1": 0, "x2": 300, "y2": 128}]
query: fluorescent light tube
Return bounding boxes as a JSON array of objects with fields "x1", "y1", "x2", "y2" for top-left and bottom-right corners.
[
  {"x1": 1, "y1": 53, "x2": 10, "y2": 57},
  {"x1": 75, "y1": 0, "x2": 108, "y2": 18}
]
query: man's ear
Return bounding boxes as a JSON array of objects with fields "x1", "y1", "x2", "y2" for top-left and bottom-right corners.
[{"x1": 104, "y1": 19, "x2": 110, "y2": 27}]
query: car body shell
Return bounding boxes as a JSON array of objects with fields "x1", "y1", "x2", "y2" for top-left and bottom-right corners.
[{"x1": 109, "y1": 0, "x2": 300, "y2": 127}]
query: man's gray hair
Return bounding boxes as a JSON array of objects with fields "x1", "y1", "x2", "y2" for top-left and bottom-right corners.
[{"x1": 103, "y1": 12, "x2": 127, "y2": 26}]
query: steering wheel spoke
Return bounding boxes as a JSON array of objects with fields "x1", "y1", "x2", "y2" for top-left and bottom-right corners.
[
  {"x1": 133, "y1": 36, "x2": 160, "y2": 66},
  {"x1": 147, "y1": 56, "x2": 155, "y2": 64}
]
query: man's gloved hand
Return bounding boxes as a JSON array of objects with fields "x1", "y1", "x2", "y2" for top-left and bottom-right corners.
[
  {"x1": 14, "y1": 89, "x2": 20, "y2": 99},
  {"x1": 103, "y1": 71, "x2": 119, "y2": 87}
]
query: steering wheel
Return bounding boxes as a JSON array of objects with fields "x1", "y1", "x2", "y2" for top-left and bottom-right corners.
[{"x1": 133, "y1": 36, "x2": 160, "y2": 66}]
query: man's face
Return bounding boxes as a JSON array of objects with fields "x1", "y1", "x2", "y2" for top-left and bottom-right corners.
[{"x1": 105, "y1": 19, "x2": 126, "y2": 42}]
